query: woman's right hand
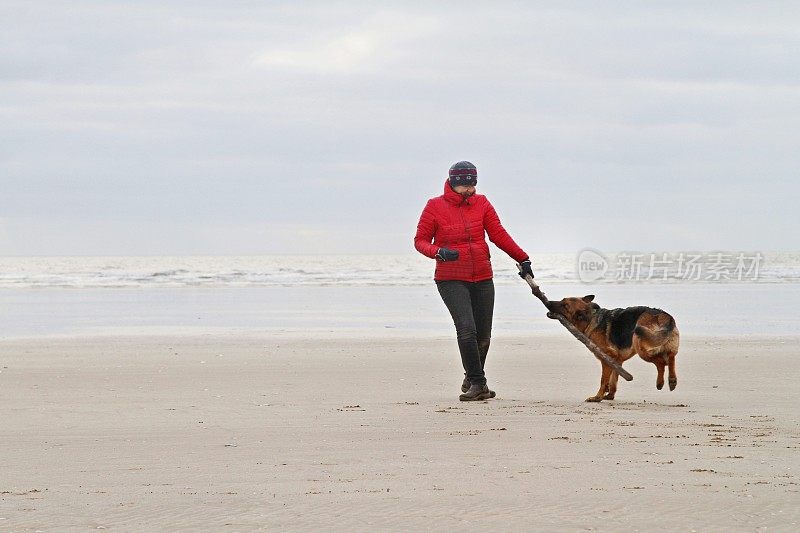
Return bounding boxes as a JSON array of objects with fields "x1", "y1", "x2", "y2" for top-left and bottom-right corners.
[{"x1": 435, "y1": 248, "x2": 459, "y2": 262}]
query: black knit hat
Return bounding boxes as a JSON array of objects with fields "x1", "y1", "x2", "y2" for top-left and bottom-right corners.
[{"x1": 448, "y1": 161, "x2": 477, "y2": 187}]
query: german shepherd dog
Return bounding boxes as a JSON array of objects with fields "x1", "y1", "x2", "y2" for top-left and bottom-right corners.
[{"x1": 546, "y1": 295, "x2": 680, "y2": 402}]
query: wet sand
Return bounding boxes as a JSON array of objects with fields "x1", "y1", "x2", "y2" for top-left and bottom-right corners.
[{"x1": 1, "y1": 334, "x2": 799, "y2": 530}]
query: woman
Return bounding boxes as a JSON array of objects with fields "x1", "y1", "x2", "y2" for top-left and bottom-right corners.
[{"x1": 414, "y1": 161, "x2": 534, "y2": 401}]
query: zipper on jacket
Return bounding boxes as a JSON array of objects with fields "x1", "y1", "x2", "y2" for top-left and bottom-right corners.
[{"x1": 458, "y1": 199, "x2": 476, "y2": 282}]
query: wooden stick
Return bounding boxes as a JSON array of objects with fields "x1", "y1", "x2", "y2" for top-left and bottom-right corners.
[{"x1": 517, "y1": 266, "x2": 633, "y2": 382}]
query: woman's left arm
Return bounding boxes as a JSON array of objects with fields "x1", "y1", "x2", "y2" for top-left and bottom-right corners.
[{"x1": 483, "y1": 200, "x2": 529, "y2": 263}]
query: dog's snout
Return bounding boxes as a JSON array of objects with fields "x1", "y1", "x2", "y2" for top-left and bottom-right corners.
[{"x1": 545, "y1": 301, "x2": 564, "y2": 319}]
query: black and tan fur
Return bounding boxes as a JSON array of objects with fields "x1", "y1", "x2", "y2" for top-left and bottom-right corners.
[{"x1": 547, "y1": 295, "x2": 680, "y2": 402}]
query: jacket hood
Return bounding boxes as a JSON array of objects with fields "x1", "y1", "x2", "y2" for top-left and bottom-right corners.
[{"x1": 443, "y1": 179, "x2": 475, "y2": 205}]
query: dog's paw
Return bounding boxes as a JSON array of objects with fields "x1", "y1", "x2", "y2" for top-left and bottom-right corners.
[
  {"x1": 669, "y1": 377, "x2": 677, "y2": 391},
  {"x1": 656, "y1": 379, "x2": 664, "y2": 390},
  {"x1": 585, "y1": 396, "x2": 603, "y2": 403},
  {"x1": 603, "y1": 393, "x2": 615, "y2": 400}
]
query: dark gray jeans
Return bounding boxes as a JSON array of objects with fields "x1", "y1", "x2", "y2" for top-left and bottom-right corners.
[{"x1": 436, "y1": 279, "x2": 495, "y2": 386}]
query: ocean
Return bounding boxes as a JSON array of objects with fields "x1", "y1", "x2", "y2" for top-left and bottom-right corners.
[
  {"x1": 0, "y1": 252, "x2": 800, "y2": 338},
  {"x1": 0, "y1": 254, "x2": 798, "y2": 338},
  {"x1": 0, "y1": 252, "x2": 798, "y2": 288}
]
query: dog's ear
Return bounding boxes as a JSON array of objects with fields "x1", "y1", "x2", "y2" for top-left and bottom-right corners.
[{"x1": 582, "y1": 295, "x2": 595, "y2": 302}]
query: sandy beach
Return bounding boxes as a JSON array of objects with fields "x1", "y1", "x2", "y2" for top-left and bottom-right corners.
[{"x1": 2, "y1": 333, "x2": 798, "y2": 531}]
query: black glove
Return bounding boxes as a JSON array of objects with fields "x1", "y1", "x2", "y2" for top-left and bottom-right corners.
[
  {"x1": 518, "y1": 259, "x2": 534, "y2": 279},
  {"x1": 436, "y1": 248, "x2": 459, "y2": 262}
]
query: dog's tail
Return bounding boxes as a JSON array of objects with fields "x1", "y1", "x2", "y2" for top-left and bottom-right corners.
[{"x1": 634, "y1": 312, "x2": 676, "y2": 343}]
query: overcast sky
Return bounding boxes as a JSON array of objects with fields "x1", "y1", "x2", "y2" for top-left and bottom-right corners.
[{"x1": 1, "y1": 1, "x2": 798, "y2": 256}]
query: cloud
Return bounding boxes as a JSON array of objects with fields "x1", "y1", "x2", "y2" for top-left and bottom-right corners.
[
  {"x1": 253, "y1": 32, "x2": 376, "y2": 72},
  {"x1": 1, "y1": 2, "x2": 798, "y2": 255},
  {"x1": 251, "y1": 10, "x2": 439, "y2": 73}
]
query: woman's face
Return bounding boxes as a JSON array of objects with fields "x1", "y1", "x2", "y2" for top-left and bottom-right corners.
[{"x1": 453, "y1": 185, "x2": 476, "y2": 195}]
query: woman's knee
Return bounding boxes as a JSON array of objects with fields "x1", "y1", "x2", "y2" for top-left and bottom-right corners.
[{"x1": 454, "y1": 322, "x2": 477, "y2": 341}]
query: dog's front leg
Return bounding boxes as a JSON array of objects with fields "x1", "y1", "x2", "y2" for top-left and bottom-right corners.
[
  {"x1": 603, "y1": 370, "x2": 619, "y2": 400},
  {"x1": 587, "y1": 363, "x2": 612, "y2": 402}
]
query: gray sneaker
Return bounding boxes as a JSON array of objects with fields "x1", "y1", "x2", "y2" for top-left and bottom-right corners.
[
  {"x1": 459, "y1": 383, "x2": 493, "y2": 401},
  {"x1": 462, "y1": 376, "x2": 495, "y2": 397}
]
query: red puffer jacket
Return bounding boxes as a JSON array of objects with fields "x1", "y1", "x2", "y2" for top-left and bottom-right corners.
[{"x1": 414, "y1": 180, "x2": 529, "y2": 282}]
